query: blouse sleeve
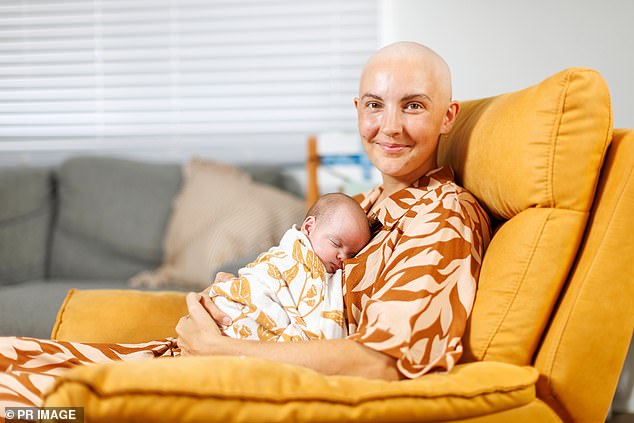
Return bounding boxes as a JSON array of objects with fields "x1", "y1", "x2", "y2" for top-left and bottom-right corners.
[{"x1": 347, "y1": 190, "x2": 489, "y2": 379}]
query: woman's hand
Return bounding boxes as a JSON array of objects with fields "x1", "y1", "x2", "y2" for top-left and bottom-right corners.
[
  {"x1": 176, "y1": 292, "x2": 228, "y2": 356},
  {"x1": 196, "y1": 272, "x2": 236, "y2": 326}
]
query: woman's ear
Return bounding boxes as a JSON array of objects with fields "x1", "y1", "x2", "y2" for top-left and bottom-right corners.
[
  {"x1": 440, "y1": 101, "x2": 460, "y2": 135},
  {"x1": 301, "y1": 216, "x2": 316, "y2": 236}
]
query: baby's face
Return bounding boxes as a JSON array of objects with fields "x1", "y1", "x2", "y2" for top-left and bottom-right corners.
[{"x1": 302, "y1": 212, "x2": 370, "y2": 273}]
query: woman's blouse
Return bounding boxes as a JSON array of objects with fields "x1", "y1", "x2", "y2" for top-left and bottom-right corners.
[{"x1": 343, "y1": 167, "x2": 491, "y2": 379}]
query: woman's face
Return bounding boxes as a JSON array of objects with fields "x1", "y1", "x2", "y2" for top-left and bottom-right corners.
[{"x1": 355, "y1": 56, "x2": 456, "y2": 186}]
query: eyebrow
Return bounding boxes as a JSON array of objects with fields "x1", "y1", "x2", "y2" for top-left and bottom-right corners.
[{"x1": 360, "y1": 93, "x2": 432, "y2": 103}]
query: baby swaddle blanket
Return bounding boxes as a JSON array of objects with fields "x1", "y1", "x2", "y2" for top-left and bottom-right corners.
[{"x1": 210, "y1": 226, "x2": 347, "y2": 341}]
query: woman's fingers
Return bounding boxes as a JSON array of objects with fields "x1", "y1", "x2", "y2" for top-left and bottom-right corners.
[
  {"x1": 199, "y1": 294, "x2": 232, "y2": 326},
  {"x1": 175, "y1": 316, "x2": 191, "y2": 355},
  {"x1": 199, "y1": 285, "x2": 212, "y2": 297},
  {"x1": 186, "y1": 292, "x2": 214, "y2": 324},
  {"x1": 194, "y1": 272, "x2": 236, "y2": 325},
  {"x1": 176, "y1": 293, "x2": 225, "y2": 356}
]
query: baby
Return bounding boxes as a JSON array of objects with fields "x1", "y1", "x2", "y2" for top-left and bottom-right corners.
[{"x1": 210, "y1": 192, "x2": 371, "y2": 342}]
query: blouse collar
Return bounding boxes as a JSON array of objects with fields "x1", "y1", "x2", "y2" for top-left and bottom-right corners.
[{"x1": 360, "y1": 167, "x2": 455, "y2": 229}]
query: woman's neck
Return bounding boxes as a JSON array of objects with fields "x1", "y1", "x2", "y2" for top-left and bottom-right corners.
[
  {"x1": 380, "y1": 160, "x2": 438, "y2": 197},
  {"x1": 370, "y1": 175, "x2": 420, "y2": 215},
  {"x1": 381, "y1": 168, "x2": 433, "y2": 197},
  {"x1": 380, "y1": 177, "x2": 410, "y2": 198}
]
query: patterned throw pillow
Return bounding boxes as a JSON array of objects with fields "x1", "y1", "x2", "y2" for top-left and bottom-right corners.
[{"x1": 129, "y1": 158, "x2": 305, "y2": 290}]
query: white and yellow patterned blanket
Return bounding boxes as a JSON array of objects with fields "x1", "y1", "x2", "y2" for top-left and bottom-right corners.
[{"x1": 210, "y1": 226, "x2": 347, "y2": 342}]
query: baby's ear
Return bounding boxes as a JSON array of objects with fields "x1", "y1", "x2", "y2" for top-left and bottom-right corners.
[{"x1": 301, "y1": 215, "x2": 316, "y2": 236}]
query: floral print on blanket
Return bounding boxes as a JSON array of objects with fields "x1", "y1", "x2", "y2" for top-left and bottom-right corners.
[{"x1": 211, "y1": 227, "x2": 347, "y2": 342}]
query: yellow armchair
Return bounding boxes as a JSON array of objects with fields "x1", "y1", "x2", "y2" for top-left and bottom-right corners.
[{"x1": 45, "y1": 68, "x2": 634, "y2": 423}]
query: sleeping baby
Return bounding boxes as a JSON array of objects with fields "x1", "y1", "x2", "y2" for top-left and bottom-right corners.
[{"x1": 209, "y1": 192, "x2": 371, "y2": 341}]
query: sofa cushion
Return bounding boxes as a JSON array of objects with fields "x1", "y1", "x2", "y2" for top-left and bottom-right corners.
[
  {"x1": 0, "y1": 167, "x2": 53, "y2": 285},
  {"x1": 49, "y1": 157, "x2": 182, "y2": 280},
  {"x1": 129, "y1": 158, "x2": 305, "y2": 290},
  {"x1": 438, "y1": 68, "x2": 612, "y2": 365},
  {"x1": 44, "y1": 359, "x2": 542, "y2": 422}
]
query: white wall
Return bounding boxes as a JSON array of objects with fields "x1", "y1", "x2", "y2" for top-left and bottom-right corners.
[{"x1": 380, "y1": 0, "x2": 633, "y2": 128}]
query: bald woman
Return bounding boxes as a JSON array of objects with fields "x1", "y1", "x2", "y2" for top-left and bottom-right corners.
[{"x1": 176, "y1": 42, "x2": 491, "y2": 379}]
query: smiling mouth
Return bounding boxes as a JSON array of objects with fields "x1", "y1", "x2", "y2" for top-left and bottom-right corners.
[{"x1": 375, "y1": 141, "x2": 409, "y2": 154}]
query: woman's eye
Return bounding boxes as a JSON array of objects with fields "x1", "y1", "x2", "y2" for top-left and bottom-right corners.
[{"x1": 405, "y1": 102, "x2": 423, "y2": 110}]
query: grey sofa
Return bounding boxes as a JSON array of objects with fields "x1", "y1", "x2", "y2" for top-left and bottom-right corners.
[{"x1": 0, "y1": 156, "x2": 302, "y2": 338}]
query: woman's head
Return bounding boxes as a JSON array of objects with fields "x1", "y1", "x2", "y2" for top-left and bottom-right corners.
[
  {"x1": 355, "y1": 42, "x2": 459, "y2": 189},
  {"x1": 301, "y1": 193, "x2": 370, "y2": 273}
]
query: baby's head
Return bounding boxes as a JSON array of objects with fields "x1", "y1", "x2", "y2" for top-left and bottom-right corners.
[{"x1": 300, "y1": 193, "x2": 371, "y2": 273}]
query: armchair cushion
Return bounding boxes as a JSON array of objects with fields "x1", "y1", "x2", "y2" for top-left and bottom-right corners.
[
  {"x1": 47, "y1": 290, "x2": 559, "y2": 421},
  {"x1": 438, "y1": 68, "x2": 612, "y2": 365},
  {"x1": 440, "y1": 68, "x2": 612, "y2": 221},
  {"x1": 52, "y1": 289, "x2": 187, "y2": 343},
  {"x1": 44, "y1": 358, "x2": 550, "y2": 422}
]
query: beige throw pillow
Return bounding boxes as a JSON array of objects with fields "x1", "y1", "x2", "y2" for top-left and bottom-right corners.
[{"x1": 130, "y1": 158, "x2": 305, "y2": 290}]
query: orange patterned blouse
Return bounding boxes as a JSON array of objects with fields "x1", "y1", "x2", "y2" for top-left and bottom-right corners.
[{"x1": 343, "y1": 166, "x2": 491, "y2": 379}]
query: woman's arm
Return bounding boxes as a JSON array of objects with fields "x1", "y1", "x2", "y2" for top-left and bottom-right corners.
[{"x1": 175, "y1": 293, "x2": 401, "y2": 380}]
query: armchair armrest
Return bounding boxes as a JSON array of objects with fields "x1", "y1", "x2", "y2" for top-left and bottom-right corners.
[
  {"x1": 44, "y1": 359, "x2": 558, "y2": 422},
  {"x1": 51, "y1": 289, "x2": 188, "y2": 343}
]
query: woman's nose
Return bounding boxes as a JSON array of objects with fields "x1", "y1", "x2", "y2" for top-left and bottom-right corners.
[{"x1": 381, "y1": 106, "x2": 403, "y2": 137}]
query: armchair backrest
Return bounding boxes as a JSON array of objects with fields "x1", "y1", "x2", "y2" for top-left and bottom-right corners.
[
  {"x1": 534, "y1": 128, "x2": 634, "y2": 422},
  {"x1": 439, "y1": 68, "x2": 630, "y2": 422}
]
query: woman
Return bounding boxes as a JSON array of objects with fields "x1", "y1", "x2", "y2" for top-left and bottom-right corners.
[
  {"x1": 0, "y1": 42, "x2": 490, "y2": 411},
  {"x1": 175, "y1": 42, "x2": 490, "y2": 380}
]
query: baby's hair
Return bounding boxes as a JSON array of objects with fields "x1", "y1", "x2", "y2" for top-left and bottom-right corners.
[{"x1": 306, "y1": 192, "x2": 369, "y2": 229}]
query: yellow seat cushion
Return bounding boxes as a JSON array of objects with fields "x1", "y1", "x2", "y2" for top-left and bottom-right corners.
[
  {"x1": 44, "y1": 359, "x2": 543, "y2": 422},
  {"x1": 52, "y1": 289, "x2": 187, "y2": 343},
  {"x1": 438, "y1": 68, "x2": 612, "y2": 364}
]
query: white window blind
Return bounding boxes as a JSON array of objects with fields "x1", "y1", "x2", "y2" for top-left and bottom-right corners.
[{"x1": 0, "y1": 0, "x2": 378, "y2": 164}]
